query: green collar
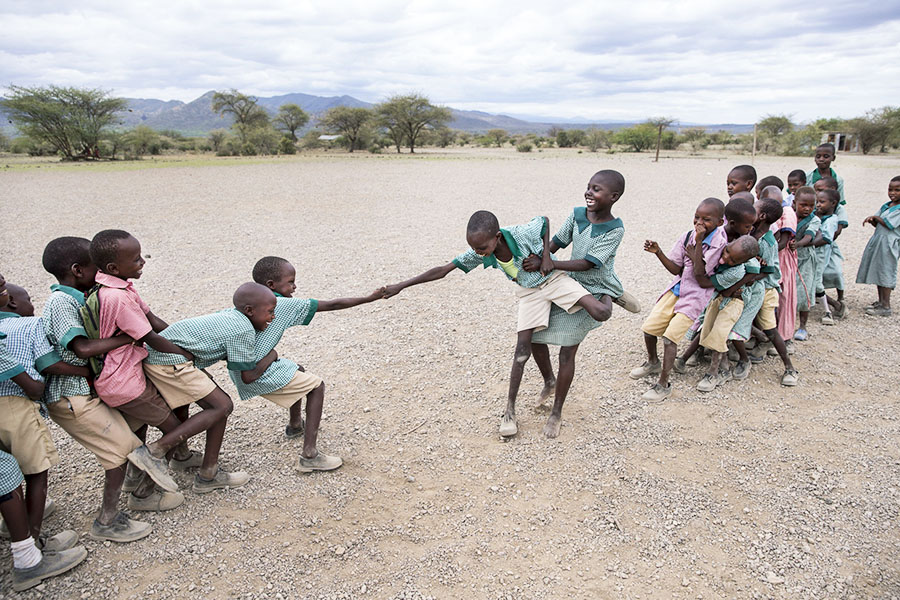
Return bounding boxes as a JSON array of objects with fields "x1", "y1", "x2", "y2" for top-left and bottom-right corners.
[
  {"x1": 574, "y1": 208, "x2": 623, "y2": 237},
  {"x1": 761, "y1": 230, "x2": 777, "y2": 246},
  {"x1": 0, "y1": 312, "x2": 21, "y2": 320},
  {"x1": 50, "y1": 284, "x2": 86, "y2": 306},
  {"x1": 880, "y1": 202, "x2": 900, "y2": 214},
  {"x1": 273, "y1": 292, "x2": 285, "y2": 298},
  {"x1": 819, "y1": 213, "x2": 834, "y2": 223},
  {"x1": 714, "y1": 263, "x2": 731, "y2": 274},
  {"x1": 482, "y1": 229, "x2": 522, "y2": 269},
  {"x1": 796, "y1": 214, "x2": 815, "y2": 234}
]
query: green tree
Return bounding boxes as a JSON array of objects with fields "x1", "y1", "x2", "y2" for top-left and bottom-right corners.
[
  {"x1": 585, "y1": 128, "x2": 610, "y2": 152},
  {"x1": 434, "y1": 127, "x2": 457, "y2": 148},
  {"x1": 211, "y1": 89, "x2": 269, "y2": 142},
  {"x1": 375, "y1": 94, "x2": 452, "y2": 153},
  {"x1": 320, "y1": 106, "x2": 372, "y2": 152},
  {"x1": 208, "y1": 129, "x2": 228, "y2": 153},
  {"x1": 0, "y1": 85, "x2": 126, "y2": 159},
  {"x1": 756, "y1": 114, "x2": 794, "y2": 153},
  {"x1": 647, "y1": 117, "x2": 676, "y2": 162},
  {"x1": 486, "y1": 129, "x2": 508, "y2": 147},
  {"x1": 246, "y1": 125, "x2": 282, "y2": 155},
  {"x1": 681, "y1": 127, "x2": 708, "y2": 152},
  {"x1": 273, "y1": 103, "x2": 310, "y2": 141},
  {"x1": 125, "y1": 125, "x2": 160, "y2": 156},
  {"x1": 615, "y1": 124, "x2": 657, "y2": 152}
]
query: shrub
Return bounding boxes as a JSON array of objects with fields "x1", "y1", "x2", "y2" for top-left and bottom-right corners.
[
  {"x1": 278, "y1": 136, "x2": 297, "y2": 155},
  {"x1": 516, "y1": 143, "x2": 533, "y2": 153},
  {"x1": 241, "y1": 142, "x2": 258, "y2": 156}
]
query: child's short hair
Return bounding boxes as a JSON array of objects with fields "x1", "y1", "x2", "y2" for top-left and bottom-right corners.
[
  {"x1": 252, "y1": 256, "x2": 291, "y2": 284},
  {"x1": 816, "y1": 142, "x2": 836, "y2": 155},
  {"x1": 795, "y1": 186, "x2": 816, "y2": 201},
  {"x1": 593, "y1": 169, "x2": 625, "y2": 195},
  {"x1": 90, "y1": 230, "x2": 132, "y2": 270},
  {"x1": 730, "y1": 164, "x2": 757, "y2": 183},
  {"x1": 788, "y1": 169, "x2": 806, "y2": 183},
  {"x1": 699, "y1": 197, "x2": 726, "y2": 219},
  {"x1": 891, "y1": 175, "x2": 900, "y2": 184},
  {"x1": 757, "y1": 197, "x2": 783, "y2": 223},
  {"x1": 725, "y1": 196, "x2": 756, "y2": 222},
  {"x1": 735, "y1": 235, "x2": 760, "y2": 258},
  {"x1": 757, "y1": 175, "x2": 784, "y2": 190},
  {"x1": 816, "y1": 176, "x2": 838, "y2": 189},
  {"x1": 467, "y1": 211, "x2": 499, "y2": 236},
  {"x1": 818, "y1": 189, "x2": 840, "y2": 206},
  {"x1": 42, "y1": 237, "x2": 92, "y2": 279}
]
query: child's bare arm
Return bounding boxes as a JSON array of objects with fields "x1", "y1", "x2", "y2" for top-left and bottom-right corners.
[
  {"x1": 241, "y1": 349, "x2": 277, "y2": 384},
  {"x1": 41, "y1": 360, "x2": 90, "y2": 378},
  {"x1": 774, "y1": 230, "x2": 792, "y2": 251},
  {"x1": 863, "y1": 215, "x2": 885, "y2": 228},
  {"x1": 540, "y1": 217, "x2": 553, "y2": 276},
  {"x1": 812, "y1": 231, "x2": 828, "y2": 247},
  {"x1": 318, "y1": 288, "x2": 386, "y2": 312},
  {"x1": 791, "y1": 232, "x2": 813, "y2": 249},
  {"x1": 833, "y1": 224, "x2": 845, "y2": 240},
  {"x1": 11, "y1": 372, "x2": 44, "y2": 401},
  {"x1": 644, "y1": 240, "x2": 681, "y2": 275},
  {"x1": 70, "y1": 334, "x2": 134, "y2": 359},
  {"x1": 383, "y1": 263, "x2": 457, "y2": 298},
  {"x1": 139, "y1": 332, "x2": 193, "y2": 362},
  {"x1": 146, "y1": 311, "x2": 169, "y2": 333}
]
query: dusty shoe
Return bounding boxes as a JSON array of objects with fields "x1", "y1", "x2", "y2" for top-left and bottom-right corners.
[
  {"x1": 90, "y1": 512, "x2": 151, "y2": 543},
  {"x1": 12, "y1": 545, "x2": 88, "y2": 592},
  {"x1": 697, "y1": 373, "x2": 718, "y2": 392},
  {"x1": 821, "y1": 312, "x2": 835, "y2": 326},
  {"x1": 629, "y1": 361, "x2": 661, "y2": 379},
  {"x1": 793, "y1": 328, "x2": 808, "y2": 341},
  {"x1": 169, "y1": 450, "x2": 204, "y2": 471},
  {"x1": 285, "y1": 422, "x2": 305, "y2": 439},
  {"x1": 718, "y1": 368, "x2": 733, "y2": 384},
  {"x1": 781, "y1": 369, "x2": 800, "y2": 387},
  {"x1": 834, "y1": 301, "x2": 847, "y2": 318},
  {"x1": 121, "y1": 463, "x2": 144, "y2": 493},
  {"x1": 298, "y1": 453, "x2": 343, "y2": 473},
  {"x1": 498, "y1": 414, "x2": 518, "y2": 437},
  {"x1": 727, "y1": 344, "x2": 739, "y2": 362},
  {"x1": 127, "y1": 445, "x2": 178, "y2": 493},
  {"x1": 733, "y1": 360, "x2": 751, "y2": 380},
  {"x1": 1, "y1": 497, "x2": 55, "y2": 539},
  {"x1": 749, "y1": 343, "x2": 769, "y2": 363},
  {"x1": 673, "y1": 357, "x2": 687, "y2": 374},
  {"x1": 37, "y1": 530, "x2": 79, "y2": 552},
  {"x1": 866, "y1": 306, "x2": 892, "y2": 317},
  {"x1": 192, "y1": 470, "x2": 250, "y2": 494},
  {"x1": 641, "y1": 383, "x2": 671, "y2": 403},
  {"x1": 613, "y1": 291, "x2": 641, "y2": 313},
  {"x1": 128, "y1": 489, "x2": 185, "y2": 512},
  {"x1": 685, "y1": 352, "x2": 700, "y2": 367}
]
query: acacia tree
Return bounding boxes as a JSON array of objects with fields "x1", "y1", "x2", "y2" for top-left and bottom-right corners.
[
  {"x1": 647, "y1": 117, "x2": 676, "y2": 162},
  {"x1": 273, "y1": 103, "x2": 310, "y2": 141},
  {"x1": 757, "y1": 114, "x2": 794, "y2": 153},
  {"x1": 486, "y1": 129, "x2": 508, "y2": 147},
  {"x1": 375, "y1": 94, "x2": 452, "y2": 153},
  {"x1": 211, "y1": 89, "x2": 269, "y2": 142},
  {"x1": 320, "y1": 106, "x2": 372, "y2": 152},
  {"x1": 0, "y1": 85, "x2": 126, "y2": 159}
]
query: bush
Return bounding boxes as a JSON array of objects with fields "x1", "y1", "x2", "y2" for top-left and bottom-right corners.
[
  {"x1": 10, "y1": 136, "x2": 54, "y2": 156},
  {"x1": 368, "y1": 145, "x2": 382, "y2": 154},
  {"x1": 516, "y1": 143, "x2": 533, "y2": 153},
  {"x1": 241, "y1": 142, "x2": 258, "y2": 156},
  {"x1": 278, "y1": 136, "x2": 297, "y2": 155}
]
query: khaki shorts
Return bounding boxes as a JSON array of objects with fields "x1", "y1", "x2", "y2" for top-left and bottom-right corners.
[
  {"x1": 262, "y1": 371, "x2": 323, "y2": 409},
  {"x1": 144, "y1": 362, "x2": 217, "y2": 410},
  {"x1": 0, "y1": 396, "x2": 59, "y2": 475},
  {"x1": 48, "y1": 395, "x2": 141, "y2": 470},
  {"x1": 699, "y1": 299, "x2": 744, "y2": 353},
  {"x1": 641, "y1": 291, "x2": 695, "y2": 343},
  {"x1": 515, "y1": 271, "x2": 588, "y2": 332},
  {"x1": 115, "y1": 380, "x2": 172, "y2": 428},
  {"x1": 757, "y1": 288, "x2": 779, "y2": 331}
]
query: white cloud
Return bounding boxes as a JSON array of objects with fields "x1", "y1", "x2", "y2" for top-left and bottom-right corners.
[{"x1": 1, "y1": 0, "x2": 898, "y2": 122}]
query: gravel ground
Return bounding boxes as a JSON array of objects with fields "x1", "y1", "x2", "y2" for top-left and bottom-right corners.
[{"x1": 1, "y1": 149, "x2": 899, "y2": 599}]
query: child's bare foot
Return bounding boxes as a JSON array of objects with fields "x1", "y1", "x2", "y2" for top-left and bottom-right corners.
[
  {"x1": 536, "y1": 378, "x2": 556, "y2": 411},
  {"x1": 543, "y1": 414, "x2": 561, "y2": 438}
]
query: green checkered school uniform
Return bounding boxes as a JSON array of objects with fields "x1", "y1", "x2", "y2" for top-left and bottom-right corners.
[
  {"x1": 0, "y1": 315, "x2": 60, "y2": 402},
  {"x1": 807, "y1": 168, "x2": 848, "y2": 227},
  {"x1": 0, "y1": 332, "x2": 25, "y2": 383},
  {"x1": 452, "y1": 216, "x2": 554, "y2": 288},
  {"x1": 856, "y1": 202, "x2": 900, "y2": 289},
  {"x1": 145, "y1": 309, "x2": 258, "y2": 372},
  {"x1": 532, "y1": 208, "x2": 625, "y2": 347},
  {"x1": 41, "y1": 286, "x2": 92, "y2": 404},
  {"x1": 687, "y1": 259, "x2": 760, "y2": 341},
  {"x1": 0, "y1": 449, "x2": 24, "y2": 496},
  {"x1": 816, "y1": 214, "x2": 844, "y2": 292},
  {"x1": 228, "y1": 296, "x2": 317, "y2": 400},
  {"x1": 795, "y1": 214, "x2": 821, "y2": 310},
  {"x1": 758, "y1": 231, "x2": 782, "y2": 292}
]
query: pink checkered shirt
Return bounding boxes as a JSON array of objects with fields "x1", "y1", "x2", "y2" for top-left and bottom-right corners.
[{"x1": 92, "y1": 273, "x2": 153, "y2": 407}]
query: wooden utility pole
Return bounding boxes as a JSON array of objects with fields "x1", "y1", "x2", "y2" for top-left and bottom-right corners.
[{"x1": 752, "y1": 123, "x2": 758, "y2": 163}]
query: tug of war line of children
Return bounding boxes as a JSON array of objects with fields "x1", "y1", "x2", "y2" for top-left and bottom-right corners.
[{"x1": 1, "y1": 142, "x2": 899, "y2": 590}]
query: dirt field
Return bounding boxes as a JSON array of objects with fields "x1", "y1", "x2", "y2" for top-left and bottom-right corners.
[{"x1": 1, "y1": 149, "x2": 899, "y2": 599}]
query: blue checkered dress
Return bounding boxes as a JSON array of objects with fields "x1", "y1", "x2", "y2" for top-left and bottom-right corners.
[{"x1": 0, "y1": 449, "x2": 24, "y2": 496}]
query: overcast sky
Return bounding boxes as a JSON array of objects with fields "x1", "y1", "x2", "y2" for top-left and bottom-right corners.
[{"x1": 2, "y1": 1, "x2": 898, "y2": 124}]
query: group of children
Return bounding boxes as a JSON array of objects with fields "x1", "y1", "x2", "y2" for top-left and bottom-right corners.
[{"x1": 1, "y1": 145, "x2": 898, "y2": 591}]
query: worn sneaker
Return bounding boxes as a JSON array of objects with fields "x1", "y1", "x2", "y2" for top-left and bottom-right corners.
[
  {"x1": 673, "y1": 357, "x2": 687, "y2": 374},
  {"x1": 727, "y1": 344, "x2": 739, "y2": 362},
  {"x1": 629, "y1": 361, "x2": 661, "y2": 379},
  {"x1": 685, "y1": 352, "x2": 700, "y2": 367},
  {"x1": 821, "y1": 312, "x2": 835, "y2": 326},
  {"x1": 733, "y1": 360, "x2": 751, "y2": 380},
  {"x1": 37, "y1": 530, "x2": 79, "y2": 552},
  {"x1": 127, "y1": 489, "x2": 185, "y2": 512},
  {"x1": 169, "y1": 450, "x2": 204, "y2": 471},
  {"x1": 642, "y1": 383, "x2": 671, "y2": 403},
  {"x1": 285, "y1": 422, "x2": 305, "y2": 439},
  {"x1": 90, "y1": 512, "x2": 152, "y2": 543},
  {"x1": 866, "y1": 306, "x2": 892, "y2": 317},
  {"x1": 834, "y1": 301, "x2": 847, "y2": 318},
  {"x1": 781, "y1": 369, "x2": 800, "y2": 386},
  {"x1": 192, "y1": 470, "x2": 250, "y2": 494},
  {"x1": 613, "y1": 291, "x2": 641, "y2": 313},
  {"x1": 498, "y1": 414, "x2": 518, "y2": 437},
  {"x1": 12, "y1": 545, "x2": 88, "y2": 591},
  {"x1": 697, "y1": 373, "x2": 718, "y2": 392},
  {"x1": 793, "y1": 328, "x2": 808, "y2": 341},
  {"x1": 298, "y1": 453, "x2": 343, "y2": 473},
  {"x1": 127, "y1": 445, "x2": 178, "y2": 493},
  {"x1": 749, "y1": 343, "x2": 769, "y2": 363},
  {"x1": 718, "y1": 368, "x2": 733, "y2": 384}
]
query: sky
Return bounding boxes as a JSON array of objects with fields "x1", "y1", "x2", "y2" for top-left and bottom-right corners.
[{"x1": 2, "y1": 0, "x2": 899, "y2": 124}]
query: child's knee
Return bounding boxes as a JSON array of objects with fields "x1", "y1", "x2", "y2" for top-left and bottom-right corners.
[{"x1": 514, "y1": 343, "x2": 532, "y2": 363}]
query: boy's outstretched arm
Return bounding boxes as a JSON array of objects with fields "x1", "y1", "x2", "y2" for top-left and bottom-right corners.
[
  {"x1": 383, "y1": 263, "x2": 458, "y2": 299},
  {"x1": 522, "y1": 254, "x2": 593, "y2": 272},
  {"x1": 241, "y1": 349, "x2": 277, "y2": 384},
  {"x1": 41, "y1": 360, "x2": 90, "y2": 378},
  {"x1": 139, "y1": 331, "x2": 194, "y2": 363},
  {"x1": 70, "y1": 334, "x2": 133, "y2": 360},
  {"x1": 644, "y1": 240, "x2": 681, "y2": 275},
  {"x1": 318, "y1": 287, "x2": 386, "y2": 312},
  {"x1": 146, "y1": 311, "x2": 169, "y2": 333}
]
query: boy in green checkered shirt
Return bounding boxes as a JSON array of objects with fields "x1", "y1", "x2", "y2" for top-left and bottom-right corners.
[
  {"x1": 238, "y1": 257, "x2": 383, "y2": 473},
  {"x1": 384, "y1": 205, "x2": 614, "y2": 438},
  {"x1": 143, "y1": 282, "x2": 279, "y2": 491}
]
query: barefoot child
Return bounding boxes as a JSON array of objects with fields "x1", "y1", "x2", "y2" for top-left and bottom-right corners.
[
  {"x1": 241, "y1": 257, "x2": 383, "y2": 471},
  {"x1": 384, "y1": 174, "x2": 619, "y2": 437},
  {"x1": 813, "y1": 189, "x2": 844, "y2": 324},
  {"x1": 856, "y1": 176, "x2": 900, "y2": 316},
  {"x1": 791, "y1": 188, "x2": 822, "y2": 340},
  {"x1": 523, "y1": 170, "x2": 639, "y2": 435},
  {"x1": 631, "y1": 198, "x2": 726, "y2": 402}
]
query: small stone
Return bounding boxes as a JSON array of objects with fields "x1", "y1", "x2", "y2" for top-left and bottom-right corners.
[
  {"x1": 682, "y1": 577, "x2": 690, "y2": 587},
  {"x1": 335, "y1": 546, "x2": 346, "y2": 556},
  {"x1": 766, "y1": 572, "x2": 784, "y2": 584}
]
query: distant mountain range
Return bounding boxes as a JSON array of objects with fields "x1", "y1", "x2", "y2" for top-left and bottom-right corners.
[{"x1": 1, "y1": 90, "x2": 754, "y2": 137}]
